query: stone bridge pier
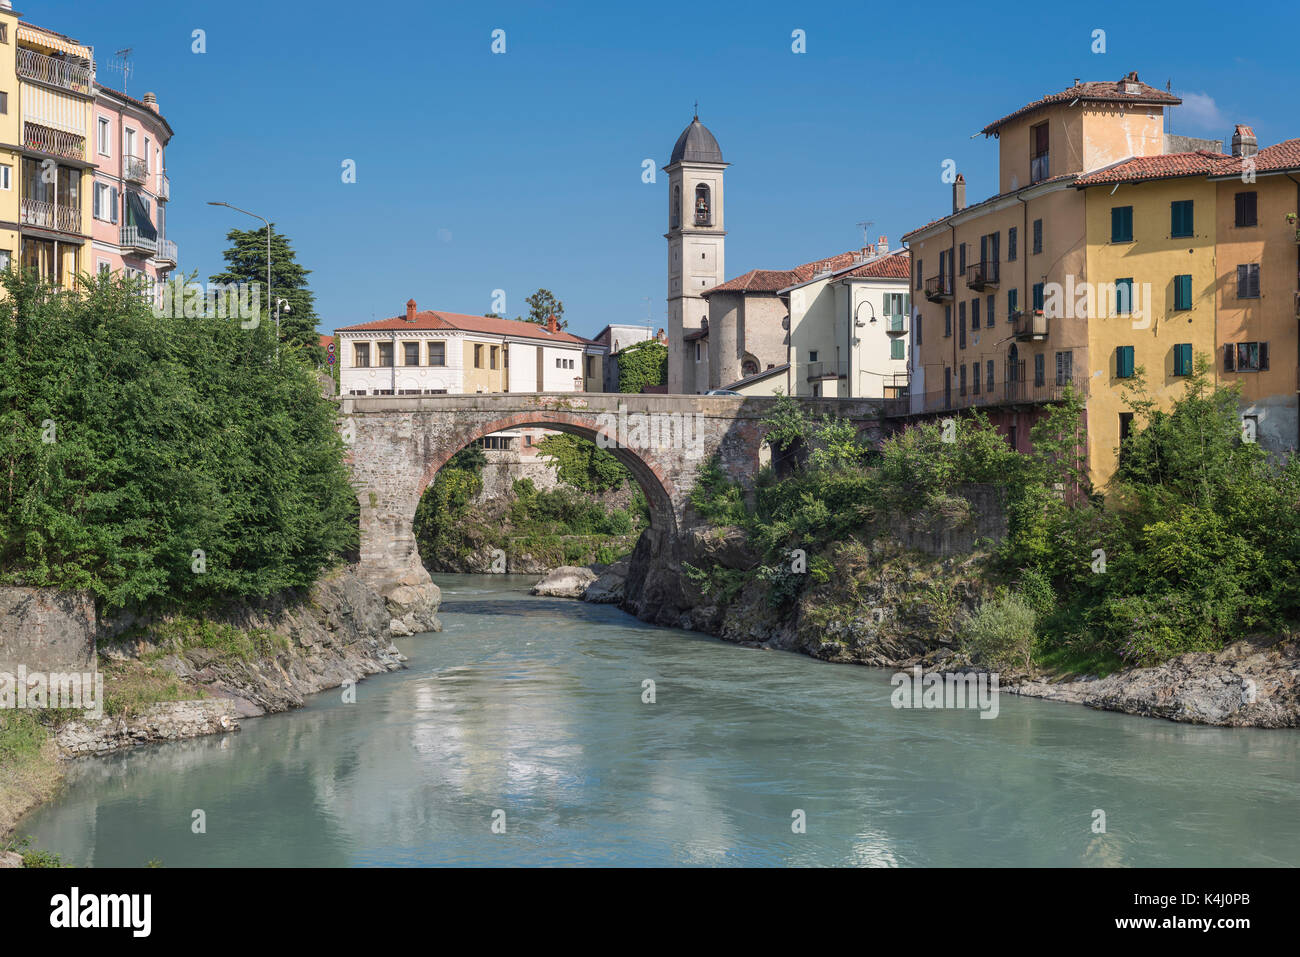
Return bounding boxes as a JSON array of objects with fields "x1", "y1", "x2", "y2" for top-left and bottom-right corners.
[{"x1": 341, "y1": 392, "x2": 883, "y2": 630}]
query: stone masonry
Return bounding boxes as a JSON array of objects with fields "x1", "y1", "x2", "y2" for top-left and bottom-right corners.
[{"x1": 340, "y1": 393, "x2": 883, "y2": 605}]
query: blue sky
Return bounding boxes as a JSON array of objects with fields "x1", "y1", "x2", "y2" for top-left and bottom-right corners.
[{"x1": 38, "y1": 0, "x2": 1299, "y2": 340}]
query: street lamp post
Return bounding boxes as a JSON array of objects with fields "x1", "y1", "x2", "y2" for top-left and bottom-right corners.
[
  {"x1": 207, "y1": 201, "x2": 276, "y2": 351},
  {"x1": 853, "y1": 299, "x2": 878, "y2": 398}
]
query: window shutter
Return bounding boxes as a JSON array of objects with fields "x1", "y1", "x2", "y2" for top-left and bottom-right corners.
[
  {"x1": 110, "y1": 187, "x2": 119, "y2": 224},
  {"x1": 1260, "y1": 342, "x2": 1269, "y2": 371},
  {"x1": 1250, "y1": 265, "x2": 1261, "y2": 298},
  {"x1": 1224, "y1": 343, "x2": 1235, "y2": 371},
  {"x1": 883, "y1": 293, "x2": 891, "y2": 316}
]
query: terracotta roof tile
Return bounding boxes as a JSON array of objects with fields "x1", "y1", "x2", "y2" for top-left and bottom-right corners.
[
  {"x1": 901, "y1": 173, "x2": 1076, "y2": 241},
  {"x1": 835, "y1": 248, "x2": 911, "y2": 280},
  {"x1": 337, "y1": 309, "x2": 589, "y2": 344},
  {"x1": 1073, "y1": 149, "x2": 1237, "y2": 185},
  {"x1": 704, "y1": 249, "x2": 907, "y2": 296},
  {"x1": 982, "y1": 73, "x2": 1180, "y2": 136}
]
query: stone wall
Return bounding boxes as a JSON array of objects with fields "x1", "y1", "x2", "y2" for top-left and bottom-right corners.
[{"x1": 0, "y1": 587, "x2": 96, "y2": 673}]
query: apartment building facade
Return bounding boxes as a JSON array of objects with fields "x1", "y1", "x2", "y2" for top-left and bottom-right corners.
[
  {"x1": 901, "y1": 72, "x2": 1300, "y2": 485},
  {"x1": 89, "y1": 85, "x2": 175, "y2": 293},
  {"x1": 336, "y1": 300, "x2": 604, "y2": 396}
]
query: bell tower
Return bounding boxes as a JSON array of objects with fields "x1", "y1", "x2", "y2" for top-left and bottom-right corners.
[{"x1": 665, "y1": 114, "x2": 726, "y2": 394}]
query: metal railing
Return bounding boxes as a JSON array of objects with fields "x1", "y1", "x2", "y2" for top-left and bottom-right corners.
[
  {"x1": 886, "y1": 377, "x2": 1087, "y2": 417},
  {"x1": 120, "y1": 226, "x2": 157, "y2": 255},
  {"x1": 124, "y1": 155, "x2": 149, "y2": 184},
  {"x1": 886, "y1": 314, "x2": 907, "y2": 333},
  {"x1": 158, "y1": 173, "x2": 170, "y2": 201},
  {"x1": 1011, "y1": 309, "x2": 1048, "y2": 340},
  {"x1": 23, "y1": 121, "x2": 85, "y2": 161},
  {"x1": 21, "y1": 197, "x2": 81, "y2": 233},
  {"x1": 966, "y1": 260, "x2": 1000, "y2": 289},
  {"x1": 154, "y1": 238, "x2": 177, "y2": 264},
  {"x1": 924, "y1": 273, "x2": 953, "y2": 301},
  {"x1": 17, "y1": 48, "x2": 92, "y2": 94}
]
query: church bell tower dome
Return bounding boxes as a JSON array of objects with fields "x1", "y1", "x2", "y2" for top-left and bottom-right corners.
[{"x1": 669, "y1": 116, "x2": 724, "y2": 165}]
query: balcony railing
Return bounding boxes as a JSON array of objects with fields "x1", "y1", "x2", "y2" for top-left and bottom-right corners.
[
  {"x1": 23, "y1": 121, "x2": 86, "y2": 161},
  {"x1": 154, "y1": 238, "x2": 178, "y2": 265},
  {"x1": 885, "y1": 314, "x2": 907, "y2": 334},
  {"x1": 20, "y1": 197, "x2": 81, "y2": 233},
  {"x1": 888, "y1": 377, "x2": 1088, "y2": 417},
  {"x1": 1011, "y1": 309, "x2": 1048, "y2": 341},
  {"x1": 124, "y1": 155, "x2": 149, "y2": 184},
  {"x1": 966, "y1": 260, "x2": 1000, "y2": 290},
  {"x1": 804, "y1": 360, "x2": 848, "y2": 382},
  {"x1": 158, "y1": 173, "x2": 170, "y2": 201},
  {"x1": 924, "y1": 273, "x2": 953, "y2": 302},
  {"x1": 17, "y1": 48, "x2": 93, "y2": 94},
  {"x1": 120, "y1": 226, "x2": 157, "y2": 255}
]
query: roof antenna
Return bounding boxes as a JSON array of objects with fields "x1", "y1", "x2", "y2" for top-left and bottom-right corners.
[
  {"x1": 107, "y1": 48, "x2": 133, "y2": 92},
  {"x1": 856, "y1": 220, "x2": 875, "y2": 245}
]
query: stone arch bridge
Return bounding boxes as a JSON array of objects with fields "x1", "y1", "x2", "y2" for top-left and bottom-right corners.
[{"x1": 341, "y1": 392, "x2": 883, "y2": 626}]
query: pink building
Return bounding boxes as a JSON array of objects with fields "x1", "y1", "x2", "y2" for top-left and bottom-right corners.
[{"x1": 89, "y1": 86, "x2": 175, "y2": 295}]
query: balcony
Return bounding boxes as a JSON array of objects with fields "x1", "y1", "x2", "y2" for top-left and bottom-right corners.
[
  {"x1": 888, "y1": 376, "x2": 1088, "y2": 417},
  {"x1": 158, "y1": 173, "x2": 170, "y2": 201},
  {"x1": 120, "y1": 226, "x2": 157, "y2": 256},
  {"x1": 21, "y1": 197, "x2": 81, "y2": 233},
  {"x1": 885, "y1": 314, "x2": 908, "y2": 334},
  {"x1": 23, "y1": 122, "x2": 86, "y2": 161},
  {"x1": 966, "y1": 260, "x2": 1000, "y2": 290},
  {"x1": 154, "y1": 238, "x2": 178, "y2": 267},
  {"x1": 124, "y1": 155, "x2": 149, "y2": 185},
  {"x1": 924, "y1": 273, "x2": 953, "y2": 302},
  {"x1": 17, "y1": 48, "x2": 93, "y2": 95},
  {"x1": 804, "y1": 360, "x2": 848, "y2": 382},
  {"x1": 1011, "y1": 309, "x2": 1048, "y2": 341}
]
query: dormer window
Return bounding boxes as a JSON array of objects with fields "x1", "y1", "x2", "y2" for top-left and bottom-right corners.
[{"x1": 694, "y1": 184, "x2": 711, "y2": 225}]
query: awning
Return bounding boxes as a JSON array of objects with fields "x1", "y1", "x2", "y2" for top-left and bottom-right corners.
[
  {"x1": 125, "y1": 191, "x2": 157, "y2": 241},
  {"x1": 17, "y1": 25, "x2": 92, "y2": 60}
]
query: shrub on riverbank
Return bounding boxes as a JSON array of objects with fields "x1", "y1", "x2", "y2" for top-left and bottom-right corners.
[
  {"x1": 0, "y1": 271, "x2": 357, "y2": 612},
  {"x1": 686, "y1": 368, "x2": 1300, "y2": 673}
]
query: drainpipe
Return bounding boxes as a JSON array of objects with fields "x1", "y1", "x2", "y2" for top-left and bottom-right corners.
[{"x1": 1287, "y1": 172, "x2": 1300, "y2": 450}]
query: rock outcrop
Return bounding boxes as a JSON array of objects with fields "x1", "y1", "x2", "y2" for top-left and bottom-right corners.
[
  {"x1": 56, "y1": 700, "x2": 241, "y2": 756},
  {"x1": 531, "y1": 565, "x2": 599, "y2": 598}
]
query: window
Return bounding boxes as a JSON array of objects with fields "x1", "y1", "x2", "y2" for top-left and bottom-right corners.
[
  {"x1": 490, "y1": 346, "x2": 499, "y2": 370},
  {"x1": 1111, "y1": 206, "x2": 1134, "y2": 243},
  {"x1": 986, "y1": 294, "x2": 995, "y2": 327},
  {"x1": 1171, "y1": 274, "x2": 1192, "y2": 311},
  {"x1": 474, "y1": 344, "x2": 484, "y2": 368},
  {"x1": 1115, "y1": 278, "x2": 1134, "y2": 314},
  {"x1": 986, "y1": 359, "x2": 995, "y2": 392},
  {"x1": 959, "y1": 243, "x2": 967, "y2": 274},
  {"x1": 808, "y1": 350, "x2": 819, "y2": 362},
  {"x1": 1171, "y1": 200, "x2": 1194, "y2": 238},
  {"x1": 428, "y1": 341, "x2": 445, "y2": 366},
  {"x1": 0, "y1": 24, "x2": 7, "y2": 42},
  {"x1": 890, "y1": 339, "x2": 905, "y2": 360},
  {"x1": 1236, "y1": 264, "x2": 1260, "y2": 299},
  {"x1": 0, "y1": 164, "x2": 9, "y2": 192},
  {"x1": 1007, "y1": 227, "x2": 1018, "y2": 261},
  {"x1": 1030, "y1": 121, "x2": 1050, "y2": 182},
  {"x1": 916, "y1": 258, "x2": 923, "y2": 290},
  {"x1": 1173, "y1": 343, "x2": 1193, "y2": 376},
  {"x1": 943, "y1": 306, "x2": 952, "y2": 337},
  {"x1": 1119, "y1": 412, "x2": 1135, "y2": 452},
  {"x1": 1032, "y1": 283, "x2": 1044, "y2": 312},
  {"x1": 971, "y1": 298, "x2": 980, "y2": 328},
  {"x1": 93, "y1": 182, "x2": 113, "y2": 220},
  {"x1": 694, "y1": 342, "x2": 702, "y2": 362},
  {"x1": 97, "y1": 117, "x2": 111, "y2": 156},
  {"x1": 1235, "y1": 191, "x2": 1258, "y2": 228},
  {"x1": 124, "y1": 127, "x2": 137, "y2": 159},
  {"x1": 354, "y1": 343, "x2": 370, "y2": 368},
  {"x1": 1055, "y1": 350, "x2": 1073, "y2": 385},
  {"x1": 403, "y1": 342, "x2": 419, "y2": 366},
  {"x1": 959, "y1": 364, "x2": 967, "y2": 396},
  {"x1": 671, "y1": 185, "x2": 680, "y2": 229},
  {"x1": 972, "y1": 362, "x2": 981, "y2": 395},
  {"x1": 1032, "y1": 219, "x2": 1043, "y2": 254},
  {"x1": 377, "y1": 342, "x2": 393, "y2": 367},
  {"x1": 1034, "y1": 353, "x2": 1045, "y2": 387},
  {"x1": 143, "y1": 137, "x2": 150, "y2": 170},
  {"x1": 916, "y1": 315, "x2": 922, "y2": 345},
  {"x1": 1007, "y1": 288, "x2": 1018, "y2": 317},
  {"x1": 1225, "y1": 342, "x2": 1269, "y2": 372},
  {"x1": 958, "y1": 302, "x2": 966, "y2": 348},
  {"x1": 97, "y1": 258, "x2": 111, "y2": 276},
  {"x1": 1115, "y1": 345, "x2": 1135, "y2": 378},
  {"x1": 0, "y1": 92, "x2": 7, "y2": 115}
]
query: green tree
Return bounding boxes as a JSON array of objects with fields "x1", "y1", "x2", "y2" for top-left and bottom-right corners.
[
  {"x1": 522, "y1": 289, "x2": 565, "y2": 329},
  {"x1": 535, "y1": 433, "x2": 628, "y2": 493},
  {"x1": 209, "y1": 225, "x2": 320, "y2": 354},
  {"x1": 617, "y1": 338, "x2": 668, "y2": 393}
]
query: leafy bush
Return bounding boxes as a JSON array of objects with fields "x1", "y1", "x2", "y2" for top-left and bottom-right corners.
[{"x1": 962, "y1": 594, "x2": 1037, "y2": 673}]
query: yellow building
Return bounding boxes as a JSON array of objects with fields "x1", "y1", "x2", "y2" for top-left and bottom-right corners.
[
  {"x1": 903, "y1": 71, "x2": 1299, "y2": 487},
  {"x1": 7, "y1": 16, "x2": 96, "y2": 287}
]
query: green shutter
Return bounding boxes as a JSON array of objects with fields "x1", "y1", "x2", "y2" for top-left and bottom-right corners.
[
  {"x1": 1117, "y1": 345, "x2": 1134, "y2": 378},
  {"x1": 1176, "y1": 274, "x2": 1192, "y2": 311},
  {"x1": 891, "y1": 339, "x2": 905, "y2": 360},
  {"x1": 1174, "y1": 343, "x2": 1192, "y2": 376}
]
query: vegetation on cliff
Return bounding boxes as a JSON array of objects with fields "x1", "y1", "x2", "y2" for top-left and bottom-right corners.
[
  {"x1": 687, "y1": 367, "x2": 1300, "y2": 674},
  {"x1": 0, "y1": 271, "x2": 356, "y2": 612}
]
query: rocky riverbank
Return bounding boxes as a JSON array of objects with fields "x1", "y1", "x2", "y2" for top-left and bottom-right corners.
[
  {"x1": 529, "y1": 524, "x2": 1300, "y2": 729},
  {"x1": 2, "y1": 565, "x2": 441, "y2": 845}
]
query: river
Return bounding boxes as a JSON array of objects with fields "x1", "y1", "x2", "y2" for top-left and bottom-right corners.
[{"x1": 20, "y1": 575, "x2": 1300, "y2": 866}]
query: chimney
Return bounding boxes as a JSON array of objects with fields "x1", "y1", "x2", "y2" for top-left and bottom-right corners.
[
  {"x1": 953, "y1": 173, "x2": 966, "y2": 213},
  {"x1": 143, "y1": 92, "x2": 160, "y2": 113},
  {"x1": 861, "y1": 244, "x2": 875, "y2": 260},
  {"x1": 1231, "y1": 124, "x2": 1258, "y2": 158},
  {"x1": 656, "y1": 328, "x2": 666, "y2": 342},
  {"x1": 877, "y1": 234, "x2": 889, "y2": 255},
  {"x1": 546, "y1": 313, "x2": 559, "y2": 334},
  {"x1": 405, "y1": 298, "x2": 417, "y2": 321},
  {"x1": 1121, "y1": 71, "x2": 1141, "y2": 94}
]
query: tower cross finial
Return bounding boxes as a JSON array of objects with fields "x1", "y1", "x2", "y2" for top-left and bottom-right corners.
[{"x1": 693, "y1": 99, "x2": 698, "y2": 119}]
